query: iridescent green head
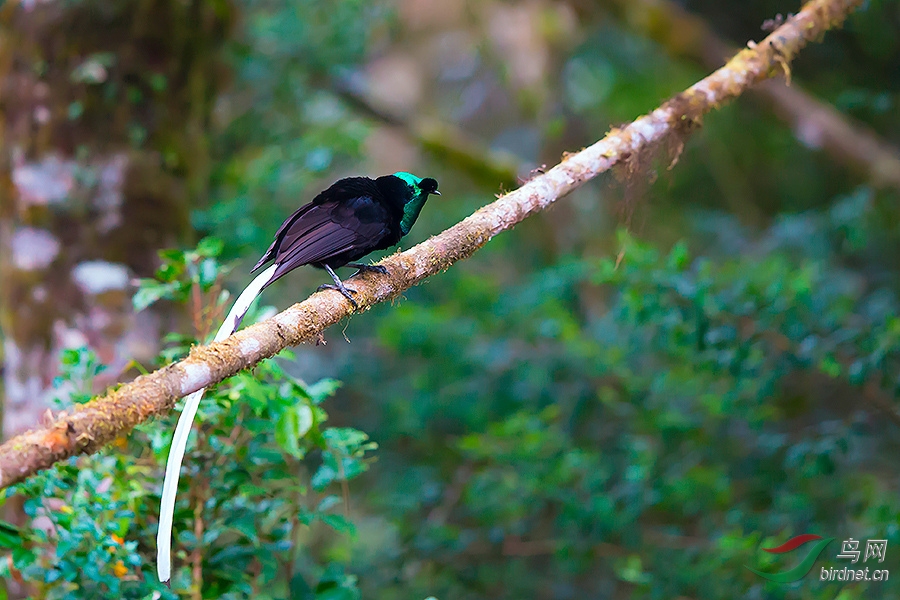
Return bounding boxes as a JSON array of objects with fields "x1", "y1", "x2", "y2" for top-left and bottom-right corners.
[{"x1": 392, "y1": 171, "x2": 440, "y2": 235}]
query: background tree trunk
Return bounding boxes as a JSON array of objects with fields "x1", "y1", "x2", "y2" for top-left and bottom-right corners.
[{"x1": 0, "y1": 0, "x2": 233, "y2": 437}]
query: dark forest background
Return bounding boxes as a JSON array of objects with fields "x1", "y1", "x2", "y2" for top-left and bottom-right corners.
[{"x1": 1, "y1": 0, "x2": 899, "y2": 598}]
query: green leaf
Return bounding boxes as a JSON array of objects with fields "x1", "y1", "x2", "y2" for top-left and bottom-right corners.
[
  {"x1": 290, "y1": 573, "x2": 314, "y2": 600},
  {"x1": 275, "y1": 407, "x2": 304, "y2": 458},
  {"x1": 322, "y1": 428, "x2": 368, "y2": 449},
  {"x1": 311, "y1": 464, "x2": 337, "y2": 490},
  {"x1": 158, "y1": 248, "x2": 185, "y2": 263},
  {"x1": 230, "y1": 512, "x2": 259, "y2": 544},
  {"x1": 667, "y1": 240, "x2": 690, "y2": 270},
  {"x1": 316, "y1": 495, "x2": 341, "y2": 512},
  {"x1": 306, "y1": 379, "x2": 342, "y2": 404},
  {"x1": 819, "y1": 355, "x2": 842, "y2": 378},
  {"x1": 0, "y1": 521, "x2": 21, "y2": 549},
  {"x1": 132, "y1": 282, "x2": 172, "y2": 312},
  {"x1": 614, "y1": 555, "x2": 649, "y2": 584},
  {"x1": 318, "y1": 514, "x2": 356, "y2": 536},
  {"x1": 155, "y1": 261, "x2": 181, "y2": 282},
  {"x1": 198, "y1": 258, "x2": 220, "y2": 290},
  {"x1": 196, "y1": 237, "x2": 225, "y2": 258},
  {"x1": 295, "y1": 404, "x2": 314, "y2": 438}
]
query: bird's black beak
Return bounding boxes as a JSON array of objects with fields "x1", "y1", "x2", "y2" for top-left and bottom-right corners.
[{"x1": 432, "y1": 190, "x2": 441, "y2": 196}]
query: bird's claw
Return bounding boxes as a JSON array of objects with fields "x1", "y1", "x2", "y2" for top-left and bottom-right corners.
[
  {"x1": 317, "y1": 283, "x2": 359, "y2": 309},
  {"x1": 348, "y1": 263, "x2": 389, "y2": 276}
]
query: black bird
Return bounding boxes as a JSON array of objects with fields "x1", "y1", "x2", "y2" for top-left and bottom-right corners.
[
  {"x1": 252, "y1": 171, "x2": 440, "y2": 309},
  {"x1": 157, "y1": 171, "x2": 439, "y2": 583}
]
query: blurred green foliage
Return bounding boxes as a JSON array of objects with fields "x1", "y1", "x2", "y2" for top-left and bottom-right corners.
[
  {"x1": 6, "y1": 0, "x2": 900, "y2": 598},
  {"x1": 341, "y1": 193, "x2": 900, "y2": 599}
]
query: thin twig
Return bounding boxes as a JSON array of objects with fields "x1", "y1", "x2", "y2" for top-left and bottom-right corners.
[{"x1": 336, "y1": 454, "x2": 351, "y2": 517}]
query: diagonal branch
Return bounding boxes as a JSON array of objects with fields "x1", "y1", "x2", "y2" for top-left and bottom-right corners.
[
  {"x1": 0, "y1": 0, "x2": 866, "y2": 489},
  {"x1": 605, "y1": 0, "x2": 900, "y2": 191}
]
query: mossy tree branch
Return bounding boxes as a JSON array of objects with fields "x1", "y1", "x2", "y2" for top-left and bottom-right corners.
[
  {"x1": 604, "y1": 0, "x2": 900, "y2": 191},
  {"x1": 0, "y1": 0, "x2": 866, "y2": 489}
]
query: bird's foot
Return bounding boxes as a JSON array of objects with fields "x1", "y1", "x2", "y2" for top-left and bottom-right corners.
[
  {"x1": 346, "y1": 262, "x2": 389, "y2": 275},
  {"x1": 317, "y1": 282, "x2": 359, "y2": 309}
]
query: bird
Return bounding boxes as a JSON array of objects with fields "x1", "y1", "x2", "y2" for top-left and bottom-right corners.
[{"x1": 157, "y1": 171, "x2": 440, "y2": 583}]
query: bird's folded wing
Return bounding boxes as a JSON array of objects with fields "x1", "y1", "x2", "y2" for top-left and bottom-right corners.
[
  {"x1": 270, "y1": 199, "x2": 390, "y2": 281},
  {"x1": 252, "y1": 203, "x2": 317, "y2": 272}
]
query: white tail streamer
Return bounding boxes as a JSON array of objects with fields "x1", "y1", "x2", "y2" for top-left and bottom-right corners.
[{"x1": 156, "y1": 263, "x2": 278, "y2": 583}]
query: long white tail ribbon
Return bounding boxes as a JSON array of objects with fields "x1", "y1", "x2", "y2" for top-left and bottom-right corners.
[{"x1": 156, "y1": 263, "x2": 277, "y2": 583}]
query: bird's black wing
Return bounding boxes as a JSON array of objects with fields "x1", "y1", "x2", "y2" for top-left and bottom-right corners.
[
  {"x1": 251, "y1": 203, "x2": 315, "y2": 272},
  {"x1": 263, "y1": 195, "x2": 392, "y2": 287},
  {"x1": 252, "y1": 177, "x2": 381, "y2": 273}
]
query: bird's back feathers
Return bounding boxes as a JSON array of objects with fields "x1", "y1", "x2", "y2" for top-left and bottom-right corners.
[
  {"x1": 252, "y1": 176, "x2": 410, "y2": 285},
  {"x1": 266, "y1": 197, "x2": 393, "y2": 287}
]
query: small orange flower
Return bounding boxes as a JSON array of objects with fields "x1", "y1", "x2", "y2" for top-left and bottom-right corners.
[
  {"x1": 107, "y1": 534, "x2": 125, "y2": 553},
  {"x1": 112, "y1": 560, "x2": 127, "y2": 578}
]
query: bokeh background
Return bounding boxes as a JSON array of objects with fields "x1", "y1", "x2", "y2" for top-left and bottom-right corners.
[{"x1": 2, "y1": 0, "x2": 900, "y2": 598}]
